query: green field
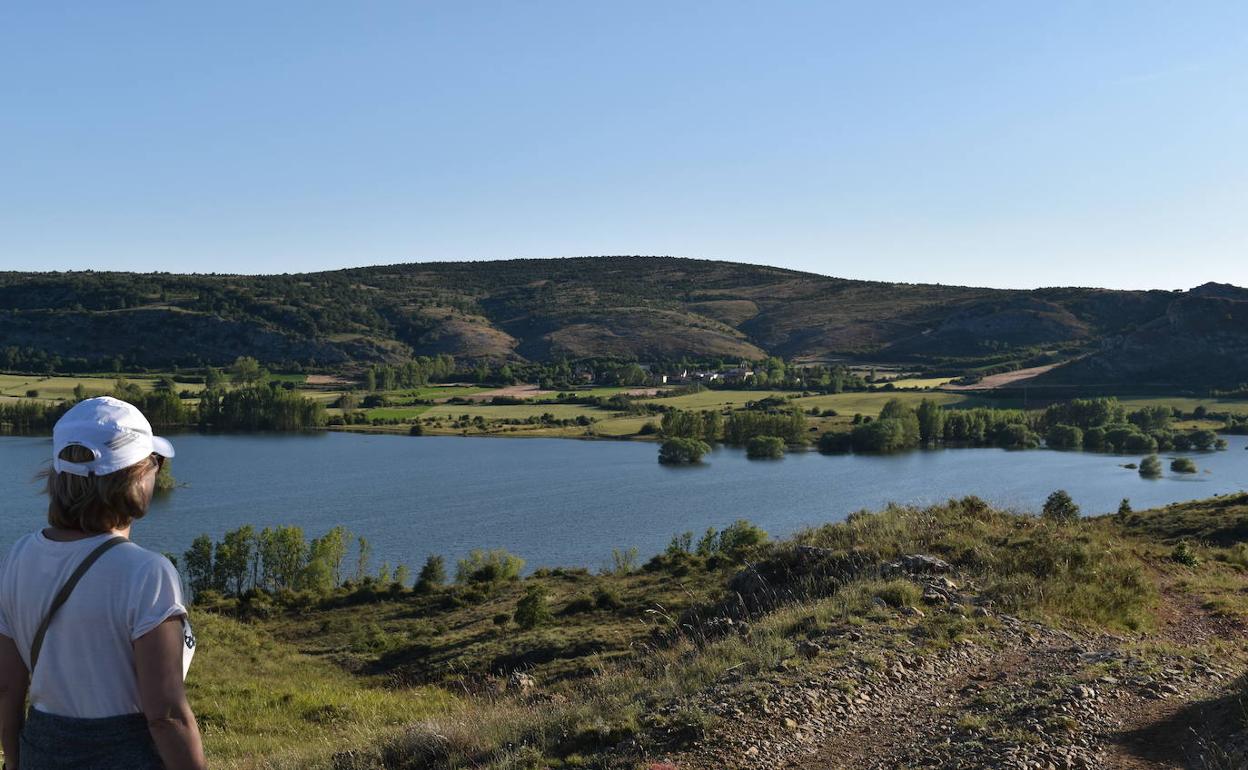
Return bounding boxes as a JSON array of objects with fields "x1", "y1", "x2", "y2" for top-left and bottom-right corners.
[
  {"x1": 793, "y1": 390, "x2": 971, "y2": 415},
  {"x1": 638, "y1": 388, "x2": 973, "y2": 416},
  {"x1": 883, "y1": 376, "x2": 956, "y2": 389},
  {"x1": 0, "y1": 373, "x2": 206, "y2": 401},
  {"x1": 591, "y1": 415, "x2": 656, "y2": 437},
  {"x1": 396, "y1": 385, "x2": 492, "y2": 400},
  {"x1": 1116, "y1": 396, "x2": 1248, "y2": 416},
  {"x1": 362, "y1": 405, "x2": 432, "y2": 420},
  {"x1": 423, "y1": 403, "x2": 611, "y2": 421}
]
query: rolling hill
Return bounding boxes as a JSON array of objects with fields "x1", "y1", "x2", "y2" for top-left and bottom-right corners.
[{"x1": 1, "y1": 257, "x2": 1244, "y2": 387}]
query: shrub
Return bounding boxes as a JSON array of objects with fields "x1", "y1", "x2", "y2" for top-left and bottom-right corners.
[
  {"x1": 610, "y1": 547, "x2": 639, "y2": 575},
  {"x1": 1171, "y1": 541, "x2": 1200, "y2": 568},
  {"x1": 593, "y1": 586, "x2": 623, "y2": 611},
  {"x1": 492, "y1": 612, "x2": 511, "y2": 626},
  {"x1": 716, "y1": 520, "x2": 769, "y2": 555},
  {"x1": 1139, "y1": 455, "x2": 1163, "y2": 478},
  {"x1": 746, "y1": 435, "x2": 786, "y2": 459},
  {"x1": 638, "y1": 421, "x2": 658, "y2": 435},
  {"x1": 658, "y1": 437, "x2": 711, "y2": 465},
  {"x1": 25, "y1": 389, "x2": 38, "y2": 398},
  {"x1": 1171, "y1": 457, "x2": 1197, "y2": 474},
  {"x1": 513, "y1": 585, "x2": 552, "y2": 629},
  {"x1": 1042, "y1": 490, "x2": 1080, "y2": 524},
  {"x1": 875, "y1": 579, "x2": 923, "y2": 609},
  {"x1": 455, "y1": 549, "x2": 525, "y2": 584},
  {"x1": 1117, "y1": 498, "x2": 1132, "y2": 519}
]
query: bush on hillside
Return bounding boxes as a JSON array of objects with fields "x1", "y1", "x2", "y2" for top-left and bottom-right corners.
[
  {"x1": 1042, "y1": 489, "x2": 1080, "y2": 525},
  {"x1": 456, "y1": 549, "x2": 525, "y2": 584},
  {"x1": 514, "y1": 585, "x2": 553, "y2": 629}
]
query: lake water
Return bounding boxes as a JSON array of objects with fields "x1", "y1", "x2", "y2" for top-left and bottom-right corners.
[{"x1": 1, "y1": 433, "x2": 1245, "y2": 572}]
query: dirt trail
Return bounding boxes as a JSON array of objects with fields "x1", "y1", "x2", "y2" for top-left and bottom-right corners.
[{"x1": 675, "y1": 575, "x2": 1245, "y2": 770}]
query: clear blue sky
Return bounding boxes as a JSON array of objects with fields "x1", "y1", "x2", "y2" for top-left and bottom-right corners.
[{"x1": 1, "y1": 2, "x2": 1245, "y2": 289}]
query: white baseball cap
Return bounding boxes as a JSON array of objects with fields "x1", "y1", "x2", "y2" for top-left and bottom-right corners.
[{"x1": 52, "y1": 396, "x2": 176, "y2": 477}]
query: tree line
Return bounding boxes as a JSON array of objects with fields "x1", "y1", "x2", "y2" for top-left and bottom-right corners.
[{"x1": 819, "y1": 397, "x2": 1231, "y2": 454}]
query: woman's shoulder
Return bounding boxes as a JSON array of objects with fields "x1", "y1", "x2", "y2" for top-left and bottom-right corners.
[
  {"x1": 113, "y1": 541, "x2": 177, "y2": 573},
  {"x1": 0, "y1": 531, "x2": 44, "y2": 564}
]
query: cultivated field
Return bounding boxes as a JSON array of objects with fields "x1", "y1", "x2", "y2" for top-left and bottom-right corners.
[{"x1": 0, "y1": 373, "x2": 206, "y2": 401}]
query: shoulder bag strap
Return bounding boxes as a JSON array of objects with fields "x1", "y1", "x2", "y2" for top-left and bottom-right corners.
[{"x1": 28, "y1": 535, "x2": 128, "y2": 674}]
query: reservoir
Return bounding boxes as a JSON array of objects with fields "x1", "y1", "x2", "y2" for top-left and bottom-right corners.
[{"x1": 1, "y1": 432, "x2": 1244, "y2": 572}]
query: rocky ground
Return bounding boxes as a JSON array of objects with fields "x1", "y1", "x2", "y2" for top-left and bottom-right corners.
[{"x1": 656, "y1": 563, "x2": 1247, "y2": 770}]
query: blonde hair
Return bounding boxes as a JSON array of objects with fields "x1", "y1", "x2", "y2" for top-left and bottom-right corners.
[{"x1": 43, "y1": 445, "x2": 156, "y2": 533}]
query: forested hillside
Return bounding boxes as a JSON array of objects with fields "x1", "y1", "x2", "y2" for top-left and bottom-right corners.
[{"x1": 2, "y1": 257, "x2": 1244, "y2": 387}]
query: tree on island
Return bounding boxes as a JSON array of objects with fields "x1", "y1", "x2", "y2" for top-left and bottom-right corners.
[
  {"x1": 1139, "y1": 455, "x2": 1163, "y2": 477},
  {"x1": 746, "y1": 435, "x2": 785, "y2": 459},
  {"x1": 659, "y1": 437, "x2": 711, "y2": 464},
  {"x1": 1171, "y1": 457, "x2": 1198, "y2": 473}
]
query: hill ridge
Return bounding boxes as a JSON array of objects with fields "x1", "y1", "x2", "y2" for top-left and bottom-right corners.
[{"x1": 1, "y1": 256, "x2": 1244, "y2": 387}]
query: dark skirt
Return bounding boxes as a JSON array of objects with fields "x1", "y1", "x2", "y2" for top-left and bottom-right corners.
[{"x1": 20, "y1": 708, "x2": 163, "y2": 770}]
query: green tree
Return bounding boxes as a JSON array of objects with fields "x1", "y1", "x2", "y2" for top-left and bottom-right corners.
[
  {"x1": 260, "y1": 526, "x2": 307, "y2": 591},
  {"x1": 1171, "y1": 457, "x2": 1197, "y2": 473},
  {"x1": 230, "y1": 356, "x2": 267, "y2": 386},
  {"x1": 354, "y1": 536, "x2": 372, "y2": 582},
  {"x1": 1189, "y1": 429, "x2": 1217, "y2": 451},
  {"x1": 658, "y1": 437, "x2": 711, "y2": 464},
  {"x1": 183, "y1": 535, "x2": 215, "y2": 596},
  {"x1": 746, "y1": 435, "x2": 785, "y2": 459},
  {"x1": 214, "y1": 526, "x2": 255, "y2": 595},
  {"x1": 416, "y1": 554, "x2": 447, "y2": 592},
  {"x1": 916, "y1": 399, "x2": 945, "y2": 444},
  {"x1": 1046, "y1": 424, "x2": 1084, "y2": 450},
  {"x1": 392, "y1": 564, "x2": 411, "y2": 588},
  {"x1": 1117, "y1": 498, "x2": 1132, "y2": 519},
  {"x1": 305, "y1": 526, "x2": 350, "y2": 592},
  {"x1": 1138, "y1": 455, "x2": 1163, "y2": 478},
  {"x1": 1042, "y1": 489, "x2": 1080, "y2": 524}
]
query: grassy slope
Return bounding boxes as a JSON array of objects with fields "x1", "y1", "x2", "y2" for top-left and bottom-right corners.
[
  {"x1": 185, "y1": 494, "x2": 1248, "y2": 768},
  {"x1": 189, "y1": 613, "x2": 450, "y2": 769}
]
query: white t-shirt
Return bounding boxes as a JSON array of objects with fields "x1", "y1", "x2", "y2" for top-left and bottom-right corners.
[{"x1": 0, "y1": 531, "x2": 195, "y2": 718}]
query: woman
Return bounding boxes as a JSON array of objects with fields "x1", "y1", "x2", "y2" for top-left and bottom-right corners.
[{"x1": 0, "y1": 397, "x2": 206, "y2": 769}]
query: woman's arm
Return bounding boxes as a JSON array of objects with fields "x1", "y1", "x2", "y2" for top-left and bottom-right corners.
[
  {"x1": 0, "y1": 634, "x2": 28, "y2": 767},
  {"x1": 134, "y1": 616, "x2": 206, "y2": 770}
]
